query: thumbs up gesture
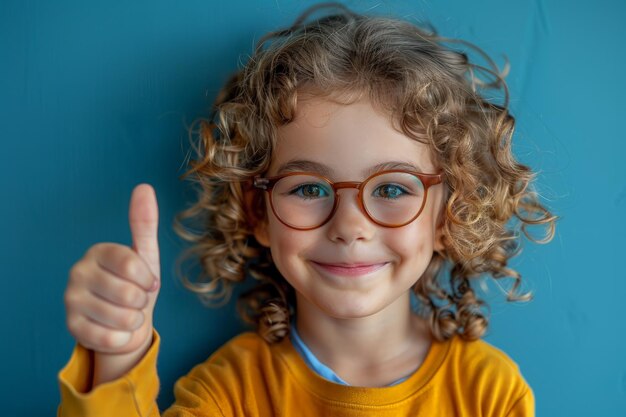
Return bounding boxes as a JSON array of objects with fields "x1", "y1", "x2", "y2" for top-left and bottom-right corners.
[{"x1": 64, "y1": 184, "x2": 161, "y2": 385}]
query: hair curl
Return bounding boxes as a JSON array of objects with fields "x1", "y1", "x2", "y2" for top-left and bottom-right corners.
[{"x1": 173, "y1": 3, "x2": 557, "y2": 343}]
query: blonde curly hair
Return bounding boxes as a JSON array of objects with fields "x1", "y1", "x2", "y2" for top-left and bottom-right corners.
[{"x1": 173, "y1": 3, "x2": 557, "y2": 343}]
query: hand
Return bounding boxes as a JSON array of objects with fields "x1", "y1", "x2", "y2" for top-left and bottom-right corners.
[{"x1": 64, "y1": 184, "x2": 161, "y2": 357}]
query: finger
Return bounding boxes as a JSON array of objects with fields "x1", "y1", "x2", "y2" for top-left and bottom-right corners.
[
  {"x1": 79, "y1": 291, "x2": 145, "y2": 331},
  {"x1": 68, "y1": 315, "x2": 132, "y2": 351},
  {"x1": 128, "y1": 184, "x2": 160, "y2": 281},
  {"x1": 93, "y1": 244, "x2": 155, "y2": 292},
  {"x1": 89, "y1": 268, "x2": 149, "y2": 309}
]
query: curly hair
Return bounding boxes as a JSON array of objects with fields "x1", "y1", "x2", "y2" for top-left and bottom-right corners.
[{"x1": 173, "y1": 3, "x2": 557, "y2": 343}]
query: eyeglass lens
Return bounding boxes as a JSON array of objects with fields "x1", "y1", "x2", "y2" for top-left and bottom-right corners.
[{"x1": 271, "y1": 173, "x2": 425, "y2": 228}]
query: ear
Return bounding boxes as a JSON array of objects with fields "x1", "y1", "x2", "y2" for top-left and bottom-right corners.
[
  {"x1": 242, "y1": 181, "x2": 270, "y2": 248},
  {"x1": 253, "y1": 220, "x2": 271, "y2": 248},
  {"x1": 243, "y1": 182, "x2": 271, "y2": 248}
]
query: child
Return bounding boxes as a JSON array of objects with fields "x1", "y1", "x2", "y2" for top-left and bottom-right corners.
[{"x1": 58, "y1": 3, "x2": 556, "y2": 416}]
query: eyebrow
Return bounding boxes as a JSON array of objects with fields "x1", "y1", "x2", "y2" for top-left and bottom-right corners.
[{"x1": 275, "y1": 159, "x2": 429, "y2": 177}]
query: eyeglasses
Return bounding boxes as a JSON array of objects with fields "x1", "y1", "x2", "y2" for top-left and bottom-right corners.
[{"x1": 253, "y1": 170, "x2": 443, "y2": 230}]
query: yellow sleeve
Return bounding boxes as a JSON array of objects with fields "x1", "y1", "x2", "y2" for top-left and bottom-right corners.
[
  {"x1": 57, "y1": 330, "x2": 161, "y2": 417},
  {"x1": 505, "y1": 387, "x2": 535, "y2": 417}
]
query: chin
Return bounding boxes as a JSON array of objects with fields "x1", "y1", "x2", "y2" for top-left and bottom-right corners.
[{"x1": 315, "y1": 298, "x2": 388, "y2": 320}]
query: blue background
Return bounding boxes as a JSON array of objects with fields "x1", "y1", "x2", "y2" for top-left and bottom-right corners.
[{"x1": 1, "y1": 0, "x2": 625, "y2": 415}]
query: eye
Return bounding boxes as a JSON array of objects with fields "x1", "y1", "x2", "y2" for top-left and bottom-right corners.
[
  {"x1": 373, "y1": 184, "x2": 408, "y2": 199},
  {"x1": 290, "y1": 183, "x2": 331, "y2": 199}
]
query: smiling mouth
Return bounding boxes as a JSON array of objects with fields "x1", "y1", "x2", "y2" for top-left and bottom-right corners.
[{"x1": 310, "y1": 261, "x2": 389, "y2": 277}]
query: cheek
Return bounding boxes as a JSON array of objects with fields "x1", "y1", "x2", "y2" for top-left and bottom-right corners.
[
  {"x1": 268, "y1": 238, "x2": 293, "y2": 286},
  {"x1": 267, "y1": 222, "x2": 314, "y2": 274},
  {"x1": 268, "y1": 222, "x2": 291, "y2": 265},
  {"x1": 390, "y1": 223, "x2": 436, "y2": 265}
]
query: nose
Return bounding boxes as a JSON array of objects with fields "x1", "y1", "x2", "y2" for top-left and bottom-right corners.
[{"x1": 325, "y1": 189, "x2": 375, "y2": 244}]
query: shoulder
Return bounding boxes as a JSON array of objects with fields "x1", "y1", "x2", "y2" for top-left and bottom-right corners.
[
  {"x1": 169, "y1": 332, "x2": 281, "y2": 415},
  {"x1": 448, "y1": 336, "x2": 523, "y2": 372},
  {"x1": 195, "y1": 331, "x2": 276, "y2": 371},
  {"x1": 163, "y1": 331, "x2": 298, "y2": 416},
  {"x1": 426, "y1": 336, "x2": 534, "y2": 415},
  {"x1": 446, "y1": 336, "x2": 528, "y2": 384},
  {"x1": 183, "y1": 331, "x2": 296, "y2": 388},
  {"x1": 212, "y1": 331, "x2": 269, "y2": 352},
  {"x1": 438, "y1": 336, "x2": 533, "y2": 412}
]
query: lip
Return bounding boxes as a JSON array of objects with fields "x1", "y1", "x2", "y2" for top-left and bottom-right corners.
[{"x1": 310, "y1": 261, "x2": 389, "y2": 277}]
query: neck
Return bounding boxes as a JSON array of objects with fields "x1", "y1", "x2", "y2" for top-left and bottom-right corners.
[{"x1": 294, "y1": 292, "x2": 432, "y2": 386}]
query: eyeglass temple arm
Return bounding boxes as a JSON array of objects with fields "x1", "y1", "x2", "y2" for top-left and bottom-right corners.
[
  {"x1": 421, "y1": 173, "x2": 444, "y2": 188},
  {"x1": 253, "y1": 177, "x2": 270, "y2": 190}
]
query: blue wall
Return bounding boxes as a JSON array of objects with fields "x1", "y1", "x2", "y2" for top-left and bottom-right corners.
[{"x1": 1, "y1": 0, "x2": 624, "y2": 415}]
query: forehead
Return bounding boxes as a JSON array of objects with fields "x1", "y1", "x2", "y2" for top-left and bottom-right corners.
[{"x1": 270, "y1": 96, "x2": 436, "y2": 177}]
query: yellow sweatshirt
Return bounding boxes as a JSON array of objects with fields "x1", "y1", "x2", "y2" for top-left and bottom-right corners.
[{"x1": 58, "y1": 330, "x2": 533, "y2": 416}]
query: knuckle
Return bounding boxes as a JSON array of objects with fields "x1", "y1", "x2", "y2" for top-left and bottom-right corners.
[
  {"x1": 119, "y1": 311, "x2": 139, "y2": 329},
  {"x1": 66, "y1": 315, "x2": 81, "y2": 336},
  {"x1": 69, "y1": 262, "x2": 85, "y2": 283},
  {"x1": 119, "y1": 287, "x2": 143, "y2": 307},
  {"x1": 135, "y1": 289, "x2": 149, "y2": 307},
  {"x1": 64, "y1": 289, "x2": 81, "y2": 308},
  {"x1": 86, "y1": 242, "x2": 106, "y2": 257},
  {"x1": 87, "y1": 242, "x2": 118, "y2": 264},
  {"x1": 120, "y1": 256, "x2": 138, "y2": 278},
  {"x1": 134, "y1": 312, "x2": 145, "y2": 328}
]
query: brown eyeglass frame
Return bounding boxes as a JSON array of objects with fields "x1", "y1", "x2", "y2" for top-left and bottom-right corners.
[{"x1": 253, "y1": 170, "x2": 444, "y2": 230}]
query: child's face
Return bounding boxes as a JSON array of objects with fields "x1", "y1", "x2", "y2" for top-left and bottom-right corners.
[{"x1": 254, "y1": 95, "x2": 446, "y2": 321}]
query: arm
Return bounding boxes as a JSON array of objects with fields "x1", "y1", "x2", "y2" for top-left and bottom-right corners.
[
  {"x1": 58, "y1": 330, "x2": 161, "y2": 417},
  {"x1": 58, "y1": 330, "x2": 228, "y2": 417},
  {"x1": 505, "y1": 387, "x2": 535, "y2": 417},
  {"x1": 59, "y1": 185, "x2": 227, "y2": 416},
  {"x1": 59, "y1": 184, "x2": 162, "y2": 415}
]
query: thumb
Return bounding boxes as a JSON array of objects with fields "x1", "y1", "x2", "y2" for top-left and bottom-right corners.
[{"x1": 129, "y1": 183, "x2": 161, "y2": 280}]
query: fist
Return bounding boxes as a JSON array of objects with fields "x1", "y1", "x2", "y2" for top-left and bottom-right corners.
[{"x1": 64, "y1": 184, "x2": 161, "y2": 355}]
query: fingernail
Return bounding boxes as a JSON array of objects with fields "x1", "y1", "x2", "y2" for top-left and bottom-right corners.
[
  {"x1": 113, "y1": 332, "x2": 131, "y2": 347},
  {"x1": 149, "y1": 279, "x2": 159, "y2": 292}
]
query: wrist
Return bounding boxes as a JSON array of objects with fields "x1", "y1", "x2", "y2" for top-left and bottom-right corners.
[{"x1": 92, "y1": 329, "x2": 154, "y2": 388}]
